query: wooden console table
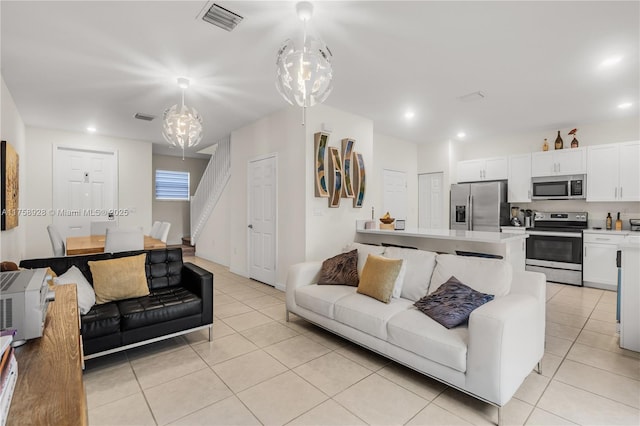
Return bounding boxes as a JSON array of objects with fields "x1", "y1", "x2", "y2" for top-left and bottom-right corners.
[{"x1": 7, "y1": 284, "x2": 87, "y2": 425}]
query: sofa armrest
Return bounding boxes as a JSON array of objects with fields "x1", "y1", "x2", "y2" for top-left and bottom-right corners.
[
  {"x1": 181, "y1": 262, "x2": 213, "y2": 325},
  {"x1": 465, "y1": 292, "x2": 544, "y2": 406},
  {"x1": 285, "y1": 261, "x2": 322, "y2": 312}
]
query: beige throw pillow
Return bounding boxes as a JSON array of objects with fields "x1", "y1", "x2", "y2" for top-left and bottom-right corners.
[
  {"x1": 89, "y1": 254, "x2": 149, "y2": 304},
  {"x1": 356, "y1": 254, "x2": 403, "y2": 303}
]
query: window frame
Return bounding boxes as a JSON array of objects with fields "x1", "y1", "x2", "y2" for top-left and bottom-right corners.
[{"x1": 155, "y1": 169, "x2": 190, "y2": 201}]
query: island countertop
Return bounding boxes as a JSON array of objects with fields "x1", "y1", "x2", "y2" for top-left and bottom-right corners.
[{"x1": 356, "y1": 227, "x2": 528, "y2": 244}]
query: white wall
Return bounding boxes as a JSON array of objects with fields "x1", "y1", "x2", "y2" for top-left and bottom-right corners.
[
  {"x1": 152, "y1": 154, "x2": 208, "y2": 245},
  {"x1": 304, "y1": 104, "x2": 374, "y2": 262},
  {"x1": 195, "y1": 181, "x2": 231, "y2": 266},
  {"x1": 372, "y1": 133, "x2": 419, "y2": 228},
  {"x1": 24, "y1": 127, "x2": 153, "y2": 258},
  {"x1": 0, "y1": 75, "x2": 27, "y2": 263}
]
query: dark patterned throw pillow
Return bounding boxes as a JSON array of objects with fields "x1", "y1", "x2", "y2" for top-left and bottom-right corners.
[
  {"x1": 414, "y1": 276, "x2": 494, "y2": 328},
  {"x1": 318, "y1": 249, "x2": 359, "y2": 286}
]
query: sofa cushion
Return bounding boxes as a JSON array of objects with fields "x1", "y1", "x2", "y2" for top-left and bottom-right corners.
[
  {"x1": 414, "y1": 276, "x2": 495, "y2": 328},
  {"x1": 430, "y1": 254, "x2": 512, "y2": 297},
  {"x1": 357, "y1": 254, "x2": 403, "y2": 303},
  {"x1": 387, "y1": 308, "x2": 469, "y2": 372},
  {"x1": 54, "y1": 265, "x2": 96, "y2": 314},
  {"x1": 383, "y1": 247, "x2": 436, "y2": 301},
  {"x1": 117, "y1": 287, "x2": 201, "y2": 330},
  {"x1": 89, "y1": 254, "x2": 150, "y2": 304},
  {"x1": 296, "y1": 284, "x2": 357, "y2": 319},
  {"x1": 81, "y1": 302, "x2": 121, "y2": 339},
  {"x1": 318, "y1": 249, "x2": 359, "y2": 286},
  {"x1": 344, "y1": 243, "x2": 385, "y2": 276},
  {"x1": 334, "y1": 294, "x2": 413, "y2": 340}
]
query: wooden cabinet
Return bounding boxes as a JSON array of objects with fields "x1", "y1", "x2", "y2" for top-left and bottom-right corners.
[
  {"x1": 587, "y1": 141, "x2": 640, "y2": 201},
  {"x1": 531, "y1": 147, "x2": 586, "y2": 177},
  {"x1": 583, "y1": 233, "x2": 626, "y2": 290},
  {"x1": 507, "y1": 153, "x2": 532, "y2": 202},
  {"x1": 457, "y1": 156, "x2": 507, "y2": 183}
]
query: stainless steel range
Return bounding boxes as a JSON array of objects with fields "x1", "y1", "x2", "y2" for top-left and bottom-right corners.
[{"x1": 525, "y1": 211, "x2": 588, "y2": 286}]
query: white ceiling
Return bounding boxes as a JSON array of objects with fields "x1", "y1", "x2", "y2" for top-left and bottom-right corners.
[{"x1": 1, "y1": 1, "x2": 638, "y2": 158}]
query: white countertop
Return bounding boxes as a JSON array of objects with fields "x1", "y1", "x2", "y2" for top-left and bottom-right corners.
[
  {"x1": 356, "y1": 227, "x2": 527, "y2": 243},
  {"x1": 583, "y1": 229, "x2": 632, "y2": 235}
]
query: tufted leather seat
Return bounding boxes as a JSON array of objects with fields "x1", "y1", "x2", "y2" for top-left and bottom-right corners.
[
  {"x1": 118, "y1": 287, "x2": 202, "y2": 330},
  {"x1": 82, "y1": 302, "x2": 121, "y2": 339}
]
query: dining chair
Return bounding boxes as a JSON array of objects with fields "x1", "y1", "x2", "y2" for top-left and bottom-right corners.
[
  {"x1": 91, "y1": 220, "x2": 115, "y2": 235},
  {"x1": 158, "y1": 222, "x2": 171, "y2": 244},
  {"x1": 150, "y1": 221, "x2": 162, "y2": 239},
  {"x1": 47, "y1": 224, "x2": 66, "y2": 257},
  {"x1": 104, "y1": 227, "x2": 144, "y2": 253}
]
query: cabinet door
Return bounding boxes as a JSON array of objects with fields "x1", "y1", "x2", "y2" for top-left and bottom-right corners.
[
  {"x1": 587, "y1": 144, "x2": 618, "y2": 201},
  {"x1": 531, "y1": 151, "x2": 556, "y2": 177},
  {"x1": 484, "y1": 157, "x2": 508, "y2": 180},
  {"x1": 555, "y1": 148, "x2": 586, "y2": 175},
  {"x1": 457, "y1": 159, "x2": 484, "y2": 183},
  {"x1": 619, "y1": 141, "x2": 640, "y2": 201},
  {"x1": 508, "y1": 153, "x2": 531, "y2": 202},
  {"x1": 583, "y1": 242, "x2": 618, "y2": 286}
]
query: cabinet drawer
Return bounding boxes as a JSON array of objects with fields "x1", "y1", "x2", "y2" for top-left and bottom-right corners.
[{"x1": 583, "y1": 233, "x2": 627, "y2": 244}]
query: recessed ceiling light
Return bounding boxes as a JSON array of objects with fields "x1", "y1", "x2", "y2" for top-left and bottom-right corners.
[
  {"x1": 404, "y1": 110, "x2": 415, "y2": 120},
  {"x1": 600, "y1": 56, "x2": 622, "y2": 67},
  {"x1": 618, "y1": 102, "x2": 633, "y2": 109},
  {"x1": 457, "y1": 132, "x2": 466, "y2": 139},
  {"x1": 86, "y1": 126, "x2": 96, "y2": 133}
]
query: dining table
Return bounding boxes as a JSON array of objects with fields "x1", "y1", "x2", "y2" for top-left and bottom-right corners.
[{"x1": 65, "y1": 235, "x2": 166, "y2": 255}]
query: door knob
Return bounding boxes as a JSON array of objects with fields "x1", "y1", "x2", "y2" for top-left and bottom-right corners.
[{"x1": 248, "y1": 224, "x2": 253, "y2": 229}]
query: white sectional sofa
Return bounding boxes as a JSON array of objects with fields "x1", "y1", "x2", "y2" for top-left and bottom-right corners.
[{"x1": 285, "y1": 243, "x2": 546, "y2": 424}]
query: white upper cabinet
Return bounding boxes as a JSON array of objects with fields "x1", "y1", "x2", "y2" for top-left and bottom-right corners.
[
  {"x1": 508, "y1": 153, "x2": 532, "y2": 202},
  {"x1": 457, "y1": 157, "x2": 507, "y2": 183},
  {"x1": 531, "y1": 147, "x2": 586, "y2": 177},
  {"x1": 587, "y1": 141, "x2": 640, "y2": 202}
]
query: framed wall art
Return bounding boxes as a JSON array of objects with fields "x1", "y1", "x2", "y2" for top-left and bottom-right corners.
[{"x1": 1, "y1": 140, "x2": 19, "y2": 230}]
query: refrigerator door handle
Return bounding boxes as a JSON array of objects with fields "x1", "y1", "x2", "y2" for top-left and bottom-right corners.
[{"x1": 468, "y1": 195, "x2": 473, "y2": 230}]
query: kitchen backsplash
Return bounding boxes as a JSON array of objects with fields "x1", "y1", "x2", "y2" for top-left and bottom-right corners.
[{"x1": 510, "y1": 200, "x2": 640, "y2": 230}]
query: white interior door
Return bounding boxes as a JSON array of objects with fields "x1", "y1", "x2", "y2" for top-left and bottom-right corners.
[
  {"x1": 248, "y1": 155, "x2": 277, "y2": 286},
  {"x1": 382, "y1": 169, "x2": 407, "y2": 220},
  {"x1": 53, "y1": 146, "x2": 117, "y2": 239},
  {"x1": 419, "y1": 172, "x2": 444, "y2": 229}
]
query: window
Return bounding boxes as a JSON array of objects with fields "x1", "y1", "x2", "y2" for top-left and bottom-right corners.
[{"x1": 155, "y1": 170, "x2": 190, "y2": 200}]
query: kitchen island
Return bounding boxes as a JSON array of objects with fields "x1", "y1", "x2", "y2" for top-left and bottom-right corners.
[{"x1": 355, "y1": 227, "x2": 527, "y2": 270}]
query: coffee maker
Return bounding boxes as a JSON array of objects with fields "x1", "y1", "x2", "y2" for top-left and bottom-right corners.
[{"x1": 510, "y1": 207, "x2": 522, "y2": 227}]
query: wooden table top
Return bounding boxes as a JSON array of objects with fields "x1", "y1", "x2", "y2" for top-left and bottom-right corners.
[
  {"x1": 8, "y1": 284, "x2": 87, "y2": 425},
  {"x1": 66, "y1": 234, "x2": 166, "y2": 255}
]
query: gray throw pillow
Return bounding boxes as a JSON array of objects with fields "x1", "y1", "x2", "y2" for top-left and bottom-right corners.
[
  {"x1": 414, "y1": 276, "x2": 494, "y2": 328},
  {"x1": 318, "y1": 249, "x2": 359, "y2": 286}
]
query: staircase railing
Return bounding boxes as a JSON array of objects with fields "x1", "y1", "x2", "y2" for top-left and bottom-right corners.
[{"x1": 190, "y1": 136, "x2": 231, "y2": 245}]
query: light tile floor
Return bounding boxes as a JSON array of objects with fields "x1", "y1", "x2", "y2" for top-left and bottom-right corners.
[{"x1": 85, "y1": 257, "x2": 640, "y2": 426}]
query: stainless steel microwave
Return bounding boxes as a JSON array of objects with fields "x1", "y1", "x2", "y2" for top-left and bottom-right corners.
[{"x1": 531, "y1": 175, "x2": 586, "y2": 200}]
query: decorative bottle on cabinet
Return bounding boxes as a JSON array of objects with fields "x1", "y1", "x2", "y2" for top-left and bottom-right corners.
[
  {"x1": 542, "y1": 138, "x2": 549, "y2": 151},
  {"x1": 615, "y1": 212, "x2": 622, "y2": 231},
  {"x1": 554, "y1": 131, "x2": 563, "y2": 150},
  {"x1": 606, "y1": 213, "x2": 612, "y2": 230}
]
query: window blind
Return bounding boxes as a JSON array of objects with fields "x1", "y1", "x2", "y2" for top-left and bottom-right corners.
[{"x1": 155, "y1": 170, "x2": 190, "y2": 200}]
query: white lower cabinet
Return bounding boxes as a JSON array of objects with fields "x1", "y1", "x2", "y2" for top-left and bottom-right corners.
[{"x1": 582, "y1": 233, "x2": 627, "y2": 290}]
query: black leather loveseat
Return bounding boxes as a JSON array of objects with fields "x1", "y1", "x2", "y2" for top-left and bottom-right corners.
[{"x1": 20, "y1": 247, "x2": 213, "y2": 359}]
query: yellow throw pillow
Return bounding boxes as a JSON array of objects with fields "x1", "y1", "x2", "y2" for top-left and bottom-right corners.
[
  {"x1": 89, "y1": 254, "x2": 149, "y2": 304},
  {"x1": 357, "y1": 254, "x2": 403, "y2": 303}
]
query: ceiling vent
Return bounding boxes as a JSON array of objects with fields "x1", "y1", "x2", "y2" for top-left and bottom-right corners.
[
  {"x1": 134, "y1": 113, "x2": 156, "y2": 121},
  {"x1": 458, "y1": 91, "x2": 486, "y2": 103},
  {"x1": 202, "y1": 3, "x2": 243, "y2": 31}
]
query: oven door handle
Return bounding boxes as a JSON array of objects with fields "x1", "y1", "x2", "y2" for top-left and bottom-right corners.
[{"x1": 527, "y1": 230, "x2": 583, "y2": 238}]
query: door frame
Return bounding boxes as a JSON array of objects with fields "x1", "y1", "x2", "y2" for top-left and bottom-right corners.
[
  {"x1": 52, "y1": 144, "x2": 119, "y2": 237},
  {"x1": 246, "y1": 152, "x2": 278, "y2": 285}
]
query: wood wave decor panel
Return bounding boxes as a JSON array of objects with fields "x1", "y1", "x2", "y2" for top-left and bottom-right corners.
[
  {"x1": 328, "y1": 147, "x2": 343, "y2": 208},
  {"x1": 313, "y1": 132, "x2": 330, "y2": 198},
  {"x1": 353, "y1": 152, "x2": 365, "y2": 208},
  {"x1": 1, "y1": 140, "x2": 19, "y2": 230},
  {"x1": 341, "y1": 138, "x2": 355, "y2": 198}
]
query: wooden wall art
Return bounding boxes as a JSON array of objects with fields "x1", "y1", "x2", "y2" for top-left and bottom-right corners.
[
  {"x1": 341, "y1": 138, "x2": 355, "y2": 198},
  {"x1": 327, "y1": 147, "x2": 343, "y2": 208},
  {"x1": 353, "y1": 151, "x2": 366, "y2": 208},
  {"x1": 313, "y1": 132, "x2": 330, "y2": 197},
  {"x1": 1, "y1": 140, "x2": 19, "y2": 230}
]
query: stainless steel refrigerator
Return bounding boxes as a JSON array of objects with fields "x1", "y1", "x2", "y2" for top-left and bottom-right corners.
[{"x1": 450, "y1": 181, "x2": 509, "y2": 232}]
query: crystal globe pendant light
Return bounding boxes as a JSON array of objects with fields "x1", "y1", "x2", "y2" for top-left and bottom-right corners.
[
  {"x1": 275, "y1": 1, "x2": 333, "y2": 125},
  {"x1": 162, "y1": 77, "x2": 203, "y2": 159}
]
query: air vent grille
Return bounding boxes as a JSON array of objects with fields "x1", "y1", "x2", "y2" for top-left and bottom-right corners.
[
  {"x1": 134, "y1": 113, "x2": 156, "y2": 121},
  {"x1": 0, "y1": 298, "x2": 13, "y2": 328},
  {"x1": 202, "y1": 3, "x2": 243, "y2": 31}
]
